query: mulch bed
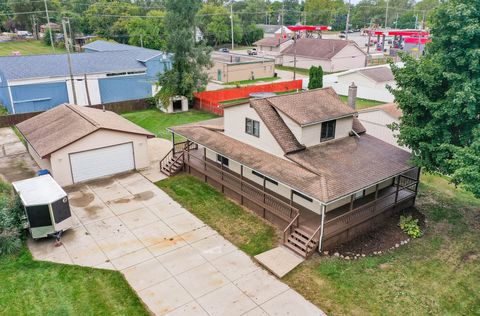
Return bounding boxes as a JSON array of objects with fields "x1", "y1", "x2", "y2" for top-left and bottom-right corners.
[{"x1": 326, "y1": 207, "x2": 425, "y2": 257}]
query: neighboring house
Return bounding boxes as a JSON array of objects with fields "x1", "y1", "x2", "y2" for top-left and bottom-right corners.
[
  {"x1": 162, "y1": 88, "x2": 419, "y2": 257},
  {"x1": 195, "y1": 27, "x2": 204, "y2": 43},
  {"x1": 256, "y1": 24, "x2": 283, "y2": 38},
  {"x1": 281, "y1": 38, "x2": 367, "y2": 72},
  {"x1": 358, "y1": 103, "x2": 409, "y2": 151},
  {"x1": 0, "y1": 40, "x2": 171, "y2": 114},
  {"x1": 208, "y1": 52, "x2": 275, "y2": 83},
  {"x1": 253, "y1": 37, "x2": 293, "y2": 64},
  {"x1": 327, "y1": 65, "x2": 396, "y2": 102},
  {"x1": 16, "y1": 104, "x2": 154, "y2": 187},
  {"x1": 40, "y1": 22, "x2": 61, "y2": 33}
]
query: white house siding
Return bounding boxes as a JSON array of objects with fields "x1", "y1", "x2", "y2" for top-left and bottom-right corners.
[
  {"x1": 301, "y1": 116, "x2": 353, "y2": 147},
  {"x1": 357, "y1": 110, "x2": 409, "y2": 151},
  {"x1": 282, "y1": 55, "x2": 333, "y2": 72},
  {"x1": 49, "y1": 129, "x2": 150, "y2": 186},
  {"x1": 330, "y1": 45, "x2": 367, "y2": 72},
  {"x1": 328, "y1": 71, "x2": 395, "y2": 103},
  {"x1": 223, "y1": 104, "x2": 285, "y2": 158}
]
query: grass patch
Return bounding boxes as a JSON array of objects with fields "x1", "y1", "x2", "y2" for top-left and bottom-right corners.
[
  {"x1": 156, "y1": 174, "x2": 277, "y2": 256},
  {"x1": 276, "y1": 65, "x2": 310, "y2": 76},
  {"x1": 338, "y1": 95, "x2": 385, "y2": 109},
  {"x1": 122, "y1": 109, "x2": 218, "y2": 140},
  {"x1": 0, "y1": 248, "x2": 148, "y2": 315},
  {"x1": 283, "y1": 174, "x2": 480, "y2": 315},
  {"x1": 223, "y1": 76, "x2": 281, "y2": 85},
  {"x1": 0, "y1": 40, "x2": 65, "y2": 56}
]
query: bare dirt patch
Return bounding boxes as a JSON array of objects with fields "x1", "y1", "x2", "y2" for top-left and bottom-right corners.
[{"x1": 328, "y1": 208, "x2": 425, "y2": 256}]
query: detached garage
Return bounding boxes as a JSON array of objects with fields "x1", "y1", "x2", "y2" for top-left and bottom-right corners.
[{"x1": 16, "y1": 104, "x2": 154, "y2": 186}]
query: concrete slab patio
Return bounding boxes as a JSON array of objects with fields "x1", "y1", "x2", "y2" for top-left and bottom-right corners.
[
  {"x1": 0, "y1": 127, "x2": 38, "y2": 182},
  {"x1": 28, "y1": 172, "x2": 325, "y2": 316},
  {"x1": 254, "y1": 246, "x2": 305, "y2": 278}
]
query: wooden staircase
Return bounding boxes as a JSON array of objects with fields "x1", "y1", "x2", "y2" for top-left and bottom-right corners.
[
  {"x1": 284, "y1": 227, "x2": 319, "y2": 258},
  {"x1": 160, "y1": 152, "x2": 184, "y2": 176}
]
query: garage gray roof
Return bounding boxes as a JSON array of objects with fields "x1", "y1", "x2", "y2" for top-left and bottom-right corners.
[
  {"x1": 16, "y1": 104, "x2": 154, "y2": 158},
  {"x1": 83, "y1": 40, "x2": 164, "y2": 62},
  {"x1": 0, "y1": 51, "x2": 147, "y2": 81}
]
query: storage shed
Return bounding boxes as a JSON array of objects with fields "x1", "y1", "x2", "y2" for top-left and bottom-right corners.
[
  {"x1": 12, "y1": 175, "x2": 72, "y2": 239},
  {"x1": 16, "y1": 104, "x2": 154, "y2": 186}
]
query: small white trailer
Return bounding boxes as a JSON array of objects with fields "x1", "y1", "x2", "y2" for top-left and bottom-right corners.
[{"x1": 12, "y1": 175, "x2": 72, "y2": 240}]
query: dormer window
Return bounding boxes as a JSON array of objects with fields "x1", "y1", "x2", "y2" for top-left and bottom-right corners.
[
  {"x1": 321, "y1": 120, "x2": 336, "y2": 142},
  {"x1": 245, "y1": 118, "x2": 260, "y2": 137}
]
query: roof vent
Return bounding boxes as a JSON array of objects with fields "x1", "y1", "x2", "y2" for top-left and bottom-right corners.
[{"x1": 249, "y1": 92, "x2": 277, "y2": 99}]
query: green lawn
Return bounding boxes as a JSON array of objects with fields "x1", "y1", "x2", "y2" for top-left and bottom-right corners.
[
  {"x1": 283, "y1": 174, "x2": 480, "y2": 315},
  {"x1": 223, "y1": 76, "x2": 281, "y2": 85},
  {"x1": 276, "y1": 65, "x2": 311, "y2": 76},
  {"x1": 338, "y1": 95, "x2": 385, "y2": 109},
  {"x1": 0, "y1": 40, "x2": 65, "y2": 56},
  {"x1": 122, "y1": 109, "x2": 218, "y2": 140},
  {"x1": 0, "y1": 249, "x2": 148, "y2": 315},
  {"x1": 157, "y1": 174, "x2": 277, "y2": 256}
]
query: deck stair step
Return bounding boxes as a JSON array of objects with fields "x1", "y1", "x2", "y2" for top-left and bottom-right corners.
[
  {"x1": 284, "y1": 227, "x2": 319, "y2": 258},
  {"x1": 160, "y1": 153, "x2": 185, "y2": 176}
]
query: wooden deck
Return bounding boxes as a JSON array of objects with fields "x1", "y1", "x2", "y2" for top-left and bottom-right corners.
[{"x1": 179, "y1": 145, "x2": 419, "y2": 252}]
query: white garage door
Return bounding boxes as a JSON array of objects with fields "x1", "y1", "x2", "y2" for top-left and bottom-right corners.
[{"x1": 70, "y1": 143, "x2": 135, "y2": 183}]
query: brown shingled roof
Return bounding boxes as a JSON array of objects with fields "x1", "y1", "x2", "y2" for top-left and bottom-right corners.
[
  {"x1": 253, "y1": 37, "x2": 291, "y2": 47},
  {"x1": 16, "y1": 104, "x2": 154, "y2": 158},
  {"x1": 170, "y1": 124, "x2": 412, "y2": 203},
  {"x1": 358, "y1": 66, "x2": 394, "y2": 83},
  {"x1": 265, "y1": 88, "x2": 356, "y2": 126},
  {"x1": 250, "y1": 98, "x2": 305, "y2": 154},
  {"x1": 359, "y1": 103, "x2": 402, "y2": 120},
  {"x1": 352, "y1": 117, "x2": 366, "y2": 134},
  {"x1": 281, "y1": 38, "x2": 365, "y2": 60}
]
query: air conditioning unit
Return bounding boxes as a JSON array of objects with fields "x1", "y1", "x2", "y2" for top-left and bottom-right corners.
[{"x1": 13, "y1": 175, "x2": 73, "y2": 240}]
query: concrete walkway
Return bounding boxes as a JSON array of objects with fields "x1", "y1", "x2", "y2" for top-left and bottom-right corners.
[
  {"x1": 0, "y1": 127, "x2": 38, "y2": 182},
  {"x1": 28, "y1": 173, "x2": 325, "y2": 316}
]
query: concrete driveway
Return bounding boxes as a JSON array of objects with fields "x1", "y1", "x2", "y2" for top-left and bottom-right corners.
[
  {"x1": 28, "y1": 172, "x2": 324, "y2": 316},
  {"x1": 0, "y1": 127, "x2": 38, "y2": 182}
]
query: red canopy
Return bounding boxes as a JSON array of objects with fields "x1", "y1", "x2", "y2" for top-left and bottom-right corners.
[
  {"x1": 287, "y1": 25, "x2": 331, "y2": 31},
  {"x1": 369, "y1": 30, "x2": 430, "y2": 37},
  {"x1": 404, "y1": 37, "x2": 431, "y2": 44}
]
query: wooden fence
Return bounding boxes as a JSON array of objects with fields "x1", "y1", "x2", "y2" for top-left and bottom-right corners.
[{"x1": 0, "y1": 98, "x2": 151, "y2": 127}]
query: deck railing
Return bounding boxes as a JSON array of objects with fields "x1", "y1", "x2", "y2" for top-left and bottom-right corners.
[
  {"x1": 323, "y1": 175, "x2": 418, "y2": 237},
  {"x1": 185, "y1": 151, "x2": 300, "y2": 226}
]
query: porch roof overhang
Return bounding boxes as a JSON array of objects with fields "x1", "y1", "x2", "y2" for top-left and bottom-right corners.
[{"x1": 169, "y1": 122, "x2": 413, "y2": 204}]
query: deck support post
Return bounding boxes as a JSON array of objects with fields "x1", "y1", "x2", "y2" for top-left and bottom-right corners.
[
  {"x1": 349, "y1": 194, "x2": 354, "y2": 211},
  {"x1": 289, "y1": 190, "x2": 294, "y2": 219},
  {"x1": 413, "y1": 167, "x2": 421, "y2": 204},
  {"x1": 171, "y1": 132, "x2": 175, "y2": 155},
  {"x1": 262, "y1": 178, "x2": 266, "y2": 218},
  {"x1": 374, "y1": 183, "x2": 379, "y2": 212},
  {"x1": 394, "y1": 176, "x2": 400, "y2": 203},
  {"x1": 203, "y1": 147, "x2": 207, "y2": 182},
  {"x1": 220, "y1": 162, "x2": 224, "y2": 193},
  {"x1": 240, "y1": 165, "x2": 244, "y2": 205}
]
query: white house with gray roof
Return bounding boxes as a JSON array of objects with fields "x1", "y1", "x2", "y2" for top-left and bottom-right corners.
[{"x1": 0, "y1": 40, "x2": 171, "y2": 114}]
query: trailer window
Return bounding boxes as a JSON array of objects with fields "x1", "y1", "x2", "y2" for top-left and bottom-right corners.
[
  {"x1": 26, "y1": 205, "x2": 51, "y2": 228},
  {"x1": 52, "y1": 198, "x2": 72, "y2": 224}
]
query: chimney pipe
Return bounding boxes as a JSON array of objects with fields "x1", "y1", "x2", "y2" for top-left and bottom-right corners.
[{"x1": 348, "y1": 82, "x2": 357, "y2": 110}]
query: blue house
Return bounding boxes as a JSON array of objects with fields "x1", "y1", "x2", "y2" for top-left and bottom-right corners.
[{"x1": 0, "y1": 41, "x2": 172, "y2": 114}]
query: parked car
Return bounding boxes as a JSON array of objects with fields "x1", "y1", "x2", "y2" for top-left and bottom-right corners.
[
  {"x1": 247, "y1": 48, "x2": 257, "y2": 55},
  {"x1": 339, "y1": 34, "x2": 346, "y2": 39},
  {"x1": 218, "y1": 47, "x2": 229, "y2": 53}
]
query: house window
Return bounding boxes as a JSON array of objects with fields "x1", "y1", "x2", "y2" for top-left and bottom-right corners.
[
  {"x1": 320, "y1": 120, "x2": 336, "y2": 142},
  {"x1": 252, "y1": 170, "x2": 278, "y2": 185},
  {"x1": 216, "y1": 154, "x2": 229, "y2": 167},
  {"x1": 245, "y1": 118, "x2": 260, "y2": 137},
  {"x1": 293, "y1": 190, "x2": 313, "y2": 203}
]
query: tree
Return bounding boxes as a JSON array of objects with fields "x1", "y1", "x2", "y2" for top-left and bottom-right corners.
[
  {"x1": 304, "y1": 0, "x2": 346, "y2": 28},
  {"x1": 43, "y1": 28, "x2": 54, "y2": 46},
  {"x1": 126, "y1": 10, "x2": 166, "y2": 50},
  {"x1": 156, "y1": 0, "x2": 212, "y2": 107},
  {"x1": 390, "y1": 0, "x2": 480, "y2": 197},
  {"x1": 308, "y1": 66, "x2": 323, "y2": 90},
  {"x1": 198, "y1": 4, "x2": 242, "y2": 46}
]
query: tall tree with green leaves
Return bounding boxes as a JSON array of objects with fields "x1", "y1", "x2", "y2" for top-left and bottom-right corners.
[
  {"x1": 390, "y1": 0, "x2": 480, "y2": 197},
  {"x1": 156, "y1": 0, "x2": 212, "y2": 107},
  {"x1": 308, "y1": 66, "x2": 323, "y2": 90},
  {"x1": 126, "y1": 10, "x2": 166, "y2": 50}
]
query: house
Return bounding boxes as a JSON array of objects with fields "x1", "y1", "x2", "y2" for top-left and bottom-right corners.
[
  {"x1": 40, "y1": 22, "x2": 61, "y2": 33},
  {"x1": 253, "y1": 37, "x2": 293, "y2": 64},
  {"x1": 162, "y1": 88, "x2": 419, "y2": 257},
  {"x1": 358, "y1": 103, "x2": 409, "y2": 151},
  {"x1": 16, "y1": 104, "x2": 154, "y2": 186},
  {"x1": 0, "y1": 40, "x2": 171, "y2": 114},
  {"x1": 256, "y1": 24, "x2": 283, "y2": 38},
  {"x1": 208, "y1": 52, "x2": 275, "y2": 83},
  {"x1": 281, "y1": 38, "x2": 367, "y2": 72},
  {"x1": 326, "y1": 65, "x2": 396, "y2": 102}
]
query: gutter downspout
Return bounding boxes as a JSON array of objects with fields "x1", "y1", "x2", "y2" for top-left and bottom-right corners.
[{"x1": 318, "y1": 204, "x2": 326, "y2": 252}]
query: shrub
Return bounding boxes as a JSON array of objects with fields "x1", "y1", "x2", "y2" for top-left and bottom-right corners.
[
  {"x1": 0, "y1": 183, "x2": 26, "y2": 255},
  {"x1": 399, "y1": 215, "x2": 422, "y2": 238},
  {"x1": 308, "y1": 66, "x2": 323, "y2": 90}
]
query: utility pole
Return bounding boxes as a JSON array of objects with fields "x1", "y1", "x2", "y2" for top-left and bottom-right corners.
[
  {"x1": 280, "y1": 2, "x2": 285, "y2": 39},
  {"x1": 293, "y1": 34, "x2": 297, "y2": 80},
  {"x1": 31, "y1": 15, "x2": 37, "y2": 40},
  {"x1": 44, "y1": 0, "x2": 55, "y2": 52},
  {"x1": 230, "y1": 3, "x2": 234, "y2": 50},
  {"x1": 140, "y1": 34, "x2": 144, "y2": 48},
  {"x1": 421, "y1": 10, "x2": 426, "y2": 30},
  {"x1": 67, "y1": 18, "x2": 73, "y2": 51},
  {"x1": 62, "y1": 18, "x2": 77, "y2": 105},
  {"x1": 345, "y1": 0, "x2": 351, "y2": 40},
  {"x1": 385, "y1": 0, "x2": 389, "y2": 29}
]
